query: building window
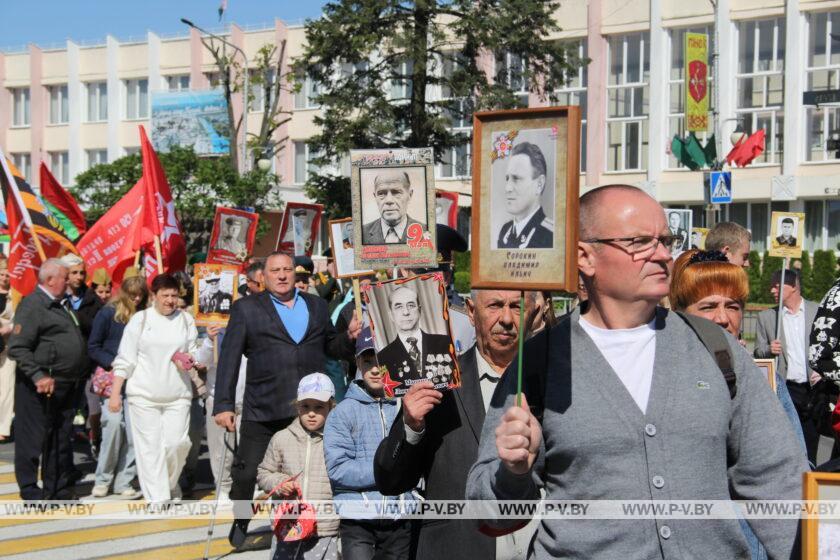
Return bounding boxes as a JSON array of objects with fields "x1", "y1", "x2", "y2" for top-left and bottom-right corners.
[
  {"x1": 125, "y1": 79, "x2": 149, "y2": 120},
  {"x1": 829, "y1": 200, "x2": 840, "y2": 251},
  {"x1": 167, "y1": 75, "x2": 191, "y2": 91},
  {"x1": 553, "y1": 40, "x2": 588, "y2": 172},
  {"x1": 48, "y1": 84, "x2": 69, "y2": 125},
  {"x1": 440, "y1": 54, "x2": 474, "y2": 131},
  {"x1": 10, "y1": 88, "x2": 30, "y2": 127},
  {"x1": 805, "y1": 12, "x2": 840, "y2": 161},
  {"x1": 389, "y1": 59, "x2": 414, "y2": 101},
  {"x1": 11, "y1": 153, "x2": 31, "y2": 182},
  {"x1": 124, "y1": 146, "x2": 141, "y2": 157},
  {"x1": 667, "y1": 27, "x2": 715, "y2": 169},
  {"x1": 48, "y1": 151, "x2": 69, "y2": 184},
  {"x1": 294, "y1": 71, "x2": 321, "y2": 110},
  {"x1": 86, "y1": 149, "x2": 108, "y2": 170},
  {"x1": 85, "y1": 82, "x2": 108, "y2": 122},
  {"x1": 496, "y1": 52, "x2": 529, "y2": 107},
  {"x1": 735, "y1": 19, "x2": 784, "y2": 165},
  {"x1": 205, "y1": 72, "x2": 224, "y2": 89},
  {"x1": 805, "y1": 200, "x2": 825, "y2": 250},
  {"x1": 438, "y1": 143, "x2": 471, "y2": 179},
  {"x1": 250, "y1": 69, "x2": 276, "y2": 112},
  {"x1": 606, "y1": 33, "x2": 650, "y2": 172},
  {"x1": 293, "y1": 141, "x2": 321, "y2": 184}
]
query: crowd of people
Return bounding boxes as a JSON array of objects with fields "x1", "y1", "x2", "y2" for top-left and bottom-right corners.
[{"x1": 3, "y1": 187, "x2": 840, "y2": 559}]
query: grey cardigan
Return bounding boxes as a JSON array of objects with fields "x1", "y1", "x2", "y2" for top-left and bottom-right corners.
[{"x1": 466, "y1": 308, "x2": 807, "y2": 559}]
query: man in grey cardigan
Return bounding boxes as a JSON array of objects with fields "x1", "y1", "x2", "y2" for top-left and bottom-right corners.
[{"x1": 466, "y1": 185, "x2": 807, "y2": 559}]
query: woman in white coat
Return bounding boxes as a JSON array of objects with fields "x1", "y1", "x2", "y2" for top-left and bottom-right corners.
[{"x1": 108, "y1": 273, "x2": 200, "y2": 503}]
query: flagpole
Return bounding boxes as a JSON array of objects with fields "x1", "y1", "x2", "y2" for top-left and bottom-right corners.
[
  {"x1": 0, "y1": 151, "x2": 47, "y2": 261},
  {"x1": 774, "y1": 258, "x2": 788, "y2": 373},
  {"x1": 153, "y1": 236, "x2": 165, "y2": 275}
]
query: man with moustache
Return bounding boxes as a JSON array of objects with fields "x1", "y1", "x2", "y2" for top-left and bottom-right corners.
[
  {"x1": 467, "y1": 185, "x2": 806, "y2": 559},
  {"x1": 374, "y1": 289, "x2": 536, "y2": 560},
  {"x1": 214, "y1": 251, "x2": 361, "y2": 548}
]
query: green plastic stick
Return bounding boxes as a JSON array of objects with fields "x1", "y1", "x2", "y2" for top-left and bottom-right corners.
[{"x1": 516, "y1": 291, "x2": 525, "y2": 407}]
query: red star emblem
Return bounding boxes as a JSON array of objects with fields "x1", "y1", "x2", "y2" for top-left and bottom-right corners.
[{"x1": 382, "y1": 370, "x2": 401, "y2": 397}]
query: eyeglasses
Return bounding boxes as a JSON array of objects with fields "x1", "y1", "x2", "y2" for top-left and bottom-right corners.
[{"x1": 583, "y1": 235, "x2": 682, "y2": 258}]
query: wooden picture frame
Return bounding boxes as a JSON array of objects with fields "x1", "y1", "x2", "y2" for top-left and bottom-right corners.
[
  {"x1": 769, "y1": 211, "x2": 805, "y2": 259},
  {"x1": 754, "y1": 359, "x2": 777, "y2": 392},
  {"x1": 193, "y1": 263, "x2": 240, "y2": 327},
  {"x1": 802, "y1": 471, "x2": 840, "y2": 558},
  {"x1": 471, "y1": 106, "x2": 580, "y2": 291},
  {"x1": 328, "y1": 217, "x2": 374, "y2": 279},
  {"x1": 207, "y1": 206, "x2": 259, "y2": 265}
]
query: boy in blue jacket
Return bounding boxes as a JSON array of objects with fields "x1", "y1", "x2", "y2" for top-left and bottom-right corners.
[{"x1": 324, "y1": 327, "x2": 415, "y2": 560}]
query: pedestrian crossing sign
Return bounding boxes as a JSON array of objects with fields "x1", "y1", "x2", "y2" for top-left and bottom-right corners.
[{"x1": 709, "y1": 171, "x2": 732, "y2": 204}]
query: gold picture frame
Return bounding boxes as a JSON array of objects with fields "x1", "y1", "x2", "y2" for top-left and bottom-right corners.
[
  {"x1": 802, "y1": 471, "x2": 840, "y2": 559},
  {"x1": 754, "y1": 358, "x2": 777, "y2": 392}
]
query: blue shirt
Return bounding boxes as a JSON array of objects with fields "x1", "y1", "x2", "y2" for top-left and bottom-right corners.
[{"x1": 270, "y1": 289, "x2": 309, "y2": 344}]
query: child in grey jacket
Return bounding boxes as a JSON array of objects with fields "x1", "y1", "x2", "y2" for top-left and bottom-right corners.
[
  {"x1": 257, "y1": 373, "x2": 339, "y2": 560},
  {"x1": 324, "y1": 328, "x2": 415, "y2": 560}
]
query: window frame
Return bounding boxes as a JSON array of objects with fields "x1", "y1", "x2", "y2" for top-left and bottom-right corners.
[
  {"x1": 85, "y1": 149, "x2": 108, "y2": 170},
  {"x1": 11, "y1": 152, "x2": 31, "y2": 183},
  {"x1": 552, "y1": 40, "x2": 588, "y2": 173},
  {"x1": 48, "y1": 84, "x2": 69, "y2": 125},
  {"x1": 166, "y1": 75, "x2": 191, "y2": 92},
  {"x1": 47, "y1": 151, "x2": 69, "y2": 185},
  {"x1": 124, "y1": 78, "x2": 149, "y2": 120},
  {"x1": 10, "y1": 87, "x2": 31, "y2": 127},
  {"x1": 85, "y1": 81, "x2": 108, "y2": 123},
  {"x1": 605, "y1": 32, "x2": 651, "y2": 172}
]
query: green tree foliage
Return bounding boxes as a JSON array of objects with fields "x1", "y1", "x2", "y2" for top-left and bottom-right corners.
[
  {"x1": 72, "y1": 147, "x2": 281, "y2": 252},
  {"x1": 746, "y1": 250, "x2": 763, "y2": 303},
  {"x1": 296, "y1": 0, "x2": 586, "y2": 218},
  {"x1": 757, "y1": 252, "x2": 784, "y2": 304},
  {"x1": 797, "y1": 250, "x2": 813, "y2": 301},
  {"x1": 812, "y1": 250, "x2": 838, "y2": 304}
]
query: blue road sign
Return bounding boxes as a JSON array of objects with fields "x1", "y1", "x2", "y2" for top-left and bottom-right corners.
[{"x1": 710, "y1": 171, "x2": 732, "y2": 204}]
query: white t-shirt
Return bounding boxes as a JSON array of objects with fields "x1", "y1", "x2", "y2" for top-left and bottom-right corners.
[{"x1": 579, "y1": 316, "x2": 657, "y2": 413}]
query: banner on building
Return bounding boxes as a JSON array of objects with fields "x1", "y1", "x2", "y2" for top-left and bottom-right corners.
[
  {"x1": 685, "y1": 33, "x2": 709, "y2": 132},
  {"x1": 150, "y1": 90, "x2": 231, "y2": 155}
]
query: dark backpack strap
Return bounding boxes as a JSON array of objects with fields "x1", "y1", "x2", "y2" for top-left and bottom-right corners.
[
  {"x1": 521, "y1": 314, "x2": 572, "y2": 422},
  {"x1": 676, "y1": 311, "x2": 737, "y2": 399}
]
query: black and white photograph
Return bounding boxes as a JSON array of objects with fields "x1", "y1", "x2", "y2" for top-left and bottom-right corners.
[
  {"x1": 207, "y1": 206, "x2": 259, "y2": 265},
  {"x1": 364, "y1": 273, "x2": 461, "y2": 397},
  {"x1": 360, "y1": 167, "x2": 428, "y2": 245},
  {"x1": 214, "y1": 215, "x2": 250, "y2": 256},
  {"x1": 276, "y1": 202, "x2": 323, "y2": 256},
  {"x1": 328, "y1": 218, "x2": 374, "y2": 279},
  {"x1": 351, "y1": 148, "x2": 438, "y2": 270},
  {"x1": 664, "y1": 208, "x2": 692, "y2": 258},
  {"x1": 192, "y1": 263, "x2": 240, "y2": 326},
  {"x1": 490, "y1": 129, "x2": 556, "y2": 250},
  {"x1": 769, "y1": 211, "x2": 805, "y2": 258}
]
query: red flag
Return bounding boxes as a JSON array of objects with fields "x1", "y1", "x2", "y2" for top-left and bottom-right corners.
[
  {"x1": 76, "y1": 181, "x2": 146, "y2": 287},
  {"x1": 39, "y1": 162, "x2": 87, "y2": 236},
  {"x1": 137, "y1": 125, "x2": 187, "y2": 279},
  {"x1": 725, "y1": 129, "x2": 765, "y2": 168}
]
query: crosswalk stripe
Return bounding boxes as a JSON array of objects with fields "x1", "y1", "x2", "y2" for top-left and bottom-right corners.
[
  {"x1": 0, "y1": 517, "x2": 131, "y2": 540},
  {"x1": 0, "y1": 482, "x2": 19, "y2": 494},
  {"x1": 0, "y1": 472, "x2": 16, "y2": 484},
  {"x1": 0, "y1": 519, "x2": 208, "y2": 556},
  {"x1": 101, "y1": 537, "x2": 234, "y2": 560},
  {"x1": 0, "y1": 463, "x2": 14, "y2": 474},
  {"x1": 0, "y1": 492, "x2": 20, "y2": 501}
]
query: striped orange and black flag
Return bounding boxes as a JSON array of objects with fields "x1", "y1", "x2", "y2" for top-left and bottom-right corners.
[{"x1": 0, "y1": 153, "x2": 78, "y2": 303}]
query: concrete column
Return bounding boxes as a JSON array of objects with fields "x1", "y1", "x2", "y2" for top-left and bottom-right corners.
[
  {"x1": 147, "y1": 31, "x2": 162, "y2": 93},
  {"x1": 275, "y1": 19, "x2": 293, "y2": 185},
  {"x1": 715, "y1": 0, "x2": 736, "y2": 164},
  {"x1": 647, "y1": 0, "x2": 665, "y2": 186},
  {"x1": 106, "y1": 35, "x2": 120, "y2": 163},
  {"x1": 586, "y1": 0, "x2": 608, "y2": 187},
  {"x1": 67, "y1": 40, "x2": 82, "y2": 184},
  {"x1": 190, "y1": 28, "x2": 207, "y2": 89},
  {"x1": 28, "y1": 45, "x2": 44, "y2": 190},
  {"x1": 0, "y1": 54, "x2": 8, "y2": 160},
  {"x1": 782, "y1": 0, "x2": 804, "y2": 178}
]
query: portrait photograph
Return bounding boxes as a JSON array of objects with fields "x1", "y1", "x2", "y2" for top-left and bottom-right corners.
[
  {"x1": 471, "y1": 106, "x2": 581, "y2": 291},
  {"x1": 363, "y1": 272, "x2": 461, "y2": 397},
  {"x1": 207, "y1": 206, "x2": 259, "y2": 265},
  {"x1": 691, "y1": 227, "x2": 709, "y2": 250},
  {"x1": 193, "y1": 263, "x2": 240, "y2": 326},
  {"x1": 769, "y1": 211, "x2": 805, "y2": 258},
  {"x1": 664, "y1": 209, "x2": 692, "y2": 258},
  {"x1": 351, "y1": 148, "x2": 438, "y2": 270},
  {"x1": 276, "y1": 202, "x2": 323, "y2": 257},
  {"x1": 803, "y1": 472, "x2": 840, "y2": 559},
  {"x1": 328, "y1": 218, "x2": 374, "y2": 279},
  {"x1": 435, "y1": 190, "x2": 459, "y2": 229}
]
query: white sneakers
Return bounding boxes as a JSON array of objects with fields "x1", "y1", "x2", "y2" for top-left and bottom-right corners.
[
  {"x1": 90, "y1": 485, "x2": 109, "y2": 498},
  {"x1": 119, "y1": 488, "x2": 142, "y2": 500},
  {"x1": 89, "y1": 485, "x2": 143, "y2": 500}
]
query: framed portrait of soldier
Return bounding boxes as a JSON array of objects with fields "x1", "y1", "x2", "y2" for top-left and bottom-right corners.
[
  {"x1": 435, "y1": 190, "x2": 459, "y2": 229},
  {"x1": 328, "y1": 218, "x2": 374, "y2": 279},
  {"x1": 363, "y1": 272, "x2": 461, "y2": 397},
  {"x1": 769, "y1": 211, "x2": 805, "y2": 259},
  {"x1": 193, "y1": 263, "x2": 239, "y2": 326},
  {"x1": 664, "y1": 209, "x2": 692, "y2": 259},
  {"x1": 471, "y1": 107, "x2": 580, "y2": 291},
  {"x1": 351, "y1": 148, "x2": 437, "y2": 270},
  {"x1": 207, "y1": 207, "x2": 259, "y2": 265},
  {"x1": 276, "y1": 202, "x2": 323, "y2": 256}
]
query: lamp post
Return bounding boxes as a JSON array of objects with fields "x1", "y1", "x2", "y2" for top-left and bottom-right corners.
[{"x1": 181, "y1": 18, "x2": 249, "y2": 175}]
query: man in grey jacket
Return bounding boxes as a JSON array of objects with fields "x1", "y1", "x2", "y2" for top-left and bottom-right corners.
[{"x1": 466, "y1": 185, "x2": 807, "y2": 559}]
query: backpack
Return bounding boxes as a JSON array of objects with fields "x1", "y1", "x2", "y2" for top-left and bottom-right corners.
[{"x1": 522, "y1": 309, "x2": 736, "y2": 423}]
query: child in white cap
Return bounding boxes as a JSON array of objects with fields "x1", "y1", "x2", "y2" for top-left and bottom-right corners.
[{"x1": 257, "y1": 373, "x2": 339, "y2": 560}]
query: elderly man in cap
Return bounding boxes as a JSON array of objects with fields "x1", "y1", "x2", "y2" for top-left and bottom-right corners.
[
  {"x1": 362, "y1": 169, "x2": 424, "y2": 245},
  {"x1": 293, "y1": 255, "x2": 319, "y2": 296},
  {"x1": 199, "y1": 272, "x2": 233, "y2": 314}
]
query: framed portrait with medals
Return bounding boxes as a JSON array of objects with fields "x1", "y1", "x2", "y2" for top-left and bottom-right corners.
[
  {"x1": 193, "y1": 263, "x2": 240, "y2": 327},
  {"x1": 276, "y1": 202, "x2": 323, "y2": 256},
  {"x1": 207, "y1": 207, "x2": 259, "y2": 265}
]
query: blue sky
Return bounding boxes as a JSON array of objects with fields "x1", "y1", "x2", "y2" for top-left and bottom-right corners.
[{"x1": 0, "y1": 0, "x2": 330, "y2": 51}]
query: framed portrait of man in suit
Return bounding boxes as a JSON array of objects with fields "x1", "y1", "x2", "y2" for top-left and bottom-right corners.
[
  {"x1": 769, "y1": 211, "x2": 805, "y2": 259},
  {"x1": 207, "y1": 206, "x2": 259, "y2": 265},
  {"x1": 664, "y1": 208, "x2": 692, "y2": 259},
  {"x1": 193, "y1": 263, "x2": 239, "y2": 326},
  {"x1": 351, "y1": 148, "x2": 437, "y2": 270},
  {"x1": 471, "y1": 106, "x2": 580, "y2": 291},
  {"x1": 363, "y1": 272, "x2": 461, "y2": 397}
]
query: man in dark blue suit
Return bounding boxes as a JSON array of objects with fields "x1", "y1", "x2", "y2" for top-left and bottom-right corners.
[{"x1": 213, "y1": 251, "x2": 360, "y2": 548}]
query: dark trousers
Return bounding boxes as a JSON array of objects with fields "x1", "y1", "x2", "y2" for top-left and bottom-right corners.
[
  {"x1": 14, "y1": 375, "x2": 78, "y2": 500},
  {"x1": 230, "y1": 416, "x2": 294, "y2": 522},
  {"x1": 787, "y1": 381, "x2": 821, "y2": 464},
  {"x1": 340, "y1": 519, "x2": 412, "y2": 560}
]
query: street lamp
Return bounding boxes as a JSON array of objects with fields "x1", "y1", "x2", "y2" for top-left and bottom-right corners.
[
  {"x1": 730, "y1": 124, "x2": 748, "y2": 147},
  {"x1": 181, "y1": 17, "x2": 249, "y2": 175}
]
